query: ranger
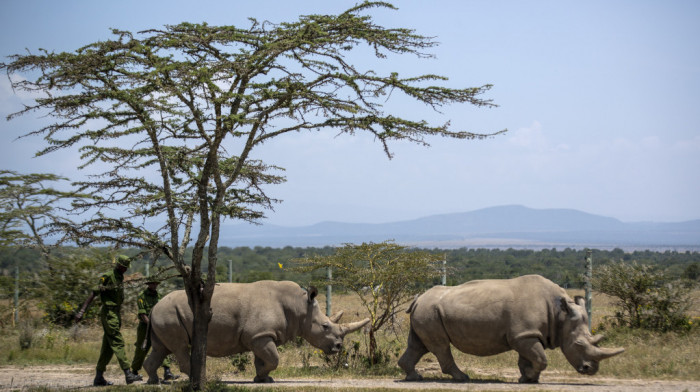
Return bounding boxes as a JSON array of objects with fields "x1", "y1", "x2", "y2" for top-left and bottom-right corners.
[
  {"x1": 130, "y1": 278, "x2": 178, "y2": 382},
  {"x1": 75, "y1": 255, "x2": 142, "y2": 386}
]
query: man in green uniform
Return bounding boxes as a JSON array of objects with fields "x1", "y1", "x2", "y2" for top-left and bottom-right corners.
[
  {"x1": 130, "y1": 278, "x2": 178, "y2": 382},
  {"x1": 75, "y1": 255, "x2": 142, "y2": 386}
]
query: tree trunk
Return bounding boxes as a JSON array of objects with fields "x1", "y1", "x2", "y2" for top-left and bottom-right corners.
[
  {"x1": 368, "y1": 329, "x2": 377, "y2": 366},
  {"x1": 187, "y1": 284, "x2": 213, "y2": 390}
]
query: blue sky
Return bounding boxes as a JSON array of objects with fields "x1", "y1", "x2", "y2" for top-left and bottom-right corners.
[{"x1": 1, "y1": 1, "x2": 699, "y2": 226}]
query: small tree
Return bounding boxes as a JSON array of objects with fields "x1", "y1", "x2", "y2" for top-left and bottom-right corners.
[
  {"x1": 682, "y1": 262, "x2": 700, "y2": 281},
  {"x1": 0, "y1": 171, "x2": 77, "y2": 260},
  {"x1": 292, "y1": 241, "x2": 444, "y2": 365},
  {"x1": 593, "y1": 260, "x2": 694, "y2": 332},
  {"x1": 0, "y1": 171, "x2": 86, "y2": 326}
]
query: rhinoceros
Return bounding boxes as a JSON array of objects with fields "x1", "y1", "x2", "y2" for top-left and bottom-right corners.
[
  {"x1": 398, "y1": 275, "x2": 624, "y2": 383},
  {"x1": 143, "y1": 280, "x2": 369, "y2": 383}
]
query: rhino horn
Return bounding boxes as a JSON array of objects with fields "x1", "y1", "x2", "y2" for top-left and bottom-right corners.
[
  {"x1": 329, "y1": 310, "x2": 344, "y2": 323},
  {"x1": 340, "y1": 318, "x2": 370, "y2": 336},
  {"x1": 588, "y1": 345, "x2": 625, "y2": 361},
  {"x1": 588, "y1": 334, "x2": 605, "y2": 346}
]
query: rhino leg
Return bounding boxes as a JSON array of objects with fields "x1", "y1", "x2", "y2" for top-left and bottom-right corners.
[
  {"x1": 170, "y1": 344, "x2": 191, "y2": 378},
  {"x1": 398, "y1": 327, "x2": 428, "y2": 381},
  {"x1": 432, "y1": 344, "x2": 469, "y2": 382},
  {"x1": 251, "y1": 337, "x2": 279, "y2": 383},
  {"x1": 144, "y1": 332, "x2": 169, "y2": 384},
  {"x1": 513, "y1": 338, "x2": 547, "y2": 383}
]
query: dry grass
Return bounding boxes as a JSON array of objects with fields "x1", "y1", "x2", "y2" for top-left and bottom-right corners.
[{"x1": 1, "y1": 290, "x2": 698, "y2": 383}]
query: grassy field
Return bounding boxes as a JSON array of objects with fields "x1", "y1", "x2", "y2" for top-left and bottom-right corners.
[{"x1": 1, "y1": 289, "x2": 698, "y2": 390}]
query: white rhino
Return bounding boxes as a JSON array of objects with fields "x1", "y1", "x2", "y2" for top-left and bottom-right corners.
[
  {"x1": 398, "y1": 275, "x2": 624, "y2": 383},
  {"x1": 144, "y1": 280, "x2": 369, "y2": 383}
]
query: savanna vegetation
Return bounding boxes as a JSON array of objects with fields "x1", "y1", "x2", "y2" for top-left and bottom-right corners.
[
  {"x1": 1, "y1": 284, "x2": 698, "y2": 389},
  {"x1": 1, "y1": 245, "x2": 698, "y2": 389},
  {"x1": 2, "y1": 244, "x2": 699, "y2": 326}
]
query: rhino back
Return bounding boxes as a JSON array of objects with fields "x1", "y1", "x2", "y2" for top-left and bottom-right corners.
[
  {"x1": 411, "y1": 275, "x2": 566, "y2": 356},
  {"x1": 151, "y1": 281, "x2": 309, "y2": 357}
]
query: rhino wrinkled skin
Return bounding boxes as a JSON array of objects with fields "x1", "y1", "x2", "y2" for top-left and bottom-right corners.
[
  {"x1": 398, "y1": 274, "x2": 624, "y2": 383},
  {"x1": 144, "y1": 280, "x2": 369, "y2": 383}
]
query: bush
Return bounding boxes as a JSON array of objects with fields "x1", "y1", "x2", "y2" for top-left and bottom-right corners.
[
  {"x1": 593, "y1": 260, "x2": 695, "y2": 332},
  {"x1": 18, "y1": 321, "x2": 34, "y2": 349},
  {"x1": 36, "y1": 250, "x2": 114, "y2": 327},
  {"x1": 230, "y1": 353, "x2": 251, "y2": 373}
]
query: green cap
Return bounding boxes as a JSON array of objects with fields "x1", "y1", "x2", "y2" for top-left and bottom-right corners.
[
  {"x1": 145, "y1": 277, "x2": 160, "y2": 284},
  {"x1": 115, "y1": 255, "x2": 131, "y2": 268}
]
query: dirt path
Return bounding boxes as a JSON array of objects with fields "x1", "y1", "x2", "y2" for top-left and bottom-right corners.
[{"x1": 0, "y1": 365, "x2": 698, "y2": 391}]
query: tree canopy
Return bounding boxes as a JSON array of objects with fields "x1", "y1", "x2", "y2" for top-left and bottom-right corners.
[{"x1": 0, "y1": 171, "x2": 76, "y2": 259}]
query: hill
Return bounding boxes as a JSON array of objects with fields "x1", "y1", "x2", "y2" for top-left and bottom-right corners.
[{"x1": 219, "y1": 205, "x2": 700, "y2": 250}]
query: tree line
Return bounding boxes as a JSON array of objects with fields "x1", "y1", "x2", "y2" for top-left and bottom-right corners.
[{"x1": 2, "y1": 245, "x2": 698, "y2": 292}]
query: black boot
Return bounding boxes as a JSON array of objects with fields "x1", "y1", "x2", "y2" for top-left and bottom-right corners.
[
  {"x1": 124, "y1": 368, "x2": 143, "y2": 384},
  {"x1": 93, "y1": 371, "x2": 113, "y2": 386},
  {"x1": 163, "y1": 367, "x2": 179, "y2": 381}
]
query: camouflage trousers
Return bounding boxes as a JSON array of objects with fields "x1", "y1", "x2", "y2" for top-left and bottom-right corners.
[
  {"x1": 96, "y1": 306, "x2": 130, "y2": 372},
  {"x1": 130, "y1": 321, "x2": 171, "y2": 372}
]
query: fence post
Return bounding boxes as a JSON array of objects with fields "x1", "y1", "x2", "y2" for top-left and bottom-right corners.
[
  {"x1": 228, "y1": 259, "x2": 233, "y2": 283},
  {"x1": 326, "y1": 266, "x2": 332, "y2": 317},
  {"x1": 14, "y1": 265, "x2": 19, "y2": 326},
  {"x1": 442, "y1": 254, "x2": 447, "y2": 286},
  {"x1": 145, "y1": 262, "x2": 150, "y2": 278},
  {"x1": 585, "y1": 249, "x2": 593, "y2": 330}
]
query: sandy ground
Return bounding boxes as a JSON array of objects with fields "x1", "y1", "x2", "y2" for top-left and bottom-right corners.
[{"x1": 1, "y1": 365, "x2": 699, "y2": 392}]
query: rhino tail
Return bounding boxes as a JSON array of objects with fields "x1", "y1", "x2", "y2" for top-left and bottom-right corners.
[
  {"x1": 175, "y1": 306, "x2": 193, "y2": 347},
  {"x1": 142, "y1": 310, "x2": 152, "y2": 350},
  {"x1": 405, "y1": 294, "x2": 420, "y2": 314}
]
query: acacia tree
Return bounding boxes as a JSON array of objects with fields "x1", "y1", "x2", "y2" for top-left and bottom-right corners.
[
  {"x1": 0, "y1": 171, "x2": 85, "y2": 326},
  {"x1": 593, "y1": 260, "x2": 694, "y2": 332},
  {"x1": 292, "y1": 241, "x2": 445, "y2": 364},
  {"x1": 2, "y1": 2, "x2": 502, "y2": 388},
  {"x1": 0, "y1": 171, "x2": 75, "y2": 260}
]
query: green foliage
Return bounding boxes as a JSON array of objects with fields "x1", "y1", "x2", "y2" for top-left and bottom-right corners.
[
  {"x1": 683, "y1": 262, "x2": 700, "y2": 281},
  {"x1": 229, "y1": 353, "x2": 251, "y2": 373},
  {"x1": 593, "y1": 260, "x2": 695, "y2": 332},
  {"x1": 0, "y1": 171, "x2": 81, "y2": 253},
  {"x1": 36, "y1": 249, "x2": 120, "y2": 327}
]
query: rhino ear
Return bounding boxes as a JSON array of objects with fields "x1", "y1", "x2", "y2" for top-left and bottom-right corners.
[
  {"x1": 574, "y1": 295, "x2": 586, "y2": 308},
  {"x1": 559, "y1": 297, "x2": 571, "y2": 314},
  {"x1": 560, "y1": 297, "x2": 583, "y2": 320},
  {"x1": 308, "y1": 286, "x2": 318, "y2": 303}
]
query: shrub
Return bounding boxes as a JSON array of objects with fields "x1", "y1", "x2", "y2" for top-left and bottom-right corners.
[
  {"x1": 230, "y1": 353, "x2": 251, "y2": 373},
  {"x1": 593, "y1": 260, "x2": 694, "y2": 332},
  {"x1": 36, "y1": 250, "x2": 112, "y2": 327},
  {"x1": 18, "y1": 321, "x2": 34, "y2": 349}
]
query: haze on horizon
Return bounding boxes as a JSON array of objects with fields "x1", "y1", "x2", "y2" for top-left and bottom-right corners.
[{"x1": 1, "y1": 1, "x2": 698, "y2": 227}]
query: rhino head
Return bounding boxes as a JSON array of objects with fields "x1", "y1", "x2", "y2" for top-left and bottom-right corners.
[
  {"x1": 301, "y1": 286, "x2": 370, "y2": 355},
  {"x1": 558, "y1": 296, "x2": 625, "y2": 375}
]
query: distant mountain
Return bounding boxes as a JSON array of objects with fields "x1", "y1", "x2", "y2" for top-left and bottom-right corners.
[{"x1": 219, "y1": 205, "x2": 700, "y2": 250}]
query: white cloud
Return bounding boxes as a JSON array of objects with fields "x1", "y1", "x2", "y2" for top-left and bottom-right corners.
[{"x1": 507, "y1": 121, "x2": 546, "y2": 149}]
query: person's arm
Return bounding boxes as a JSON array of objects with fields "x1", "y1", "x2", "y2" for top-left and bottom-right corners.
[
  {"x1": 137, "y1": 295, "x2": 149, "y2": 324},
  {"x1": 74, "y1": 291, "x2": 95, "y2": 322}
]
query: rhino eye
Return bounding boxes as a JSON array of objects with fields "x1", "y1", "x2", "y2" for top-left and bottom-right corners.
[{"x1": 322, "y1": 323, "x2": 330, "y2": 331}]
